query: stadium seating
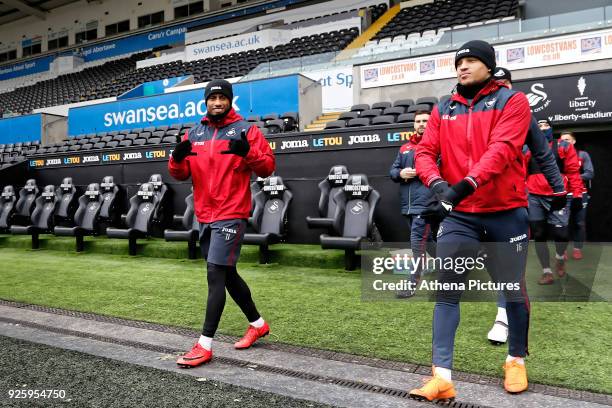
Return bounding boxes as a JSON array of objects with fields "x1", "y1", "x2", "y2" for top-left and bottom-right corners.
[
  {"x1": 306, "y1": 165, "x2": 350, "y2": 230},
  {"x1": 106, "y1": 182, "x2": 161, "y2": 255},
  {"x1": 244, "y1": 176, "x2": 292, "y2": 264},
  {"x1": 147, "y1": 174, "x2": 172, "y2": 237},
  {"x1": 10, "y1": 184, "x2": 58, "y2": 249},
  {"x1": 319, "y1": 174, "x2": 381, "y2": 270},
  {"x1": 98, "y1": 176, "x2": 123, "y2": 231},
  {"x1": 164, "y1": 192, "x2": 199, "y2": 259},
  {"x1": 0, "y1": 185, "x2": 16, "y2": 232},
  {"x1": 54, "y1": 183, "x2": 105, "y2": 252},
  {"x1": 54, "y1": 177, "x2": 79, "y2": 227}
]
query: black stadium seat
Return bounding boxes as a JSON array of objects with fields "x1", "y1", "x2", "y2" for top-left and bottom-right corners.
[
  {"x1": 371, "y1": 102, "x2": 392, "y2": 110},
  {"x1": 164, "y1": 191, "x2": 199, "y2": 259},
  {"x1": 338, "y1": 111, "x2": 359, "y2": 123},
  {"x1": 325, "y1": 120, "x2": 346, "y2": 130},
  {"x1": 350, "y1": 104, "x2": 370, "y2": 114},
  {"x1": 98, "y1": 176, "x2": 122, "y2": 230},
  {"x1": 106, "y1": 183, "x2": 160, "y2": 255},
  {"x1": 280, "y1": 112, "x2": 299, "y2": 132},
  {"x1": 347, "y1": 118, "x2": 371, "y2": 127},
  {"x1": 372, "y1": 115, "x2": 396, "y2": 125},
  {"x1": 359, "y1": 109, "x2": 382, "y2": 119},
  {"x1": 306, "y1": 165, "x2": 350, "y2": 230},
  {"x1": 397, "y1": 113, "x2": 416, "y2": 123},
  {"x1": 0, "y1": 185, "x2": 17, "y2": 232},
  {"x1": 54, "y1": 183, "x2": 104, "y2": 251},
  {"x1": 406, "y1": 103, "x2": 433, "y2": 113},
  {"x1": 54, "y1": 177, "x2": 79, "y2": 227},
  {"x1": 10, "y1": 185, "x2": 58, "y2": 249},
  {"x1": 265, "y1": 119, "x2": 285, "y2": 134},
  {"x1": 416, "y1": 96, "x2": 439, "y2": 106},
  {"x1": 394, "y1": 99, "x2": 415, "y2": 109},
  {"x1": 13, "y1": 179, "x2": 39, "y2": 225},
  {"x1": 244, "y1": 176, "x2": 292, "y2": 264},
  {"x1": 383, "y1": 107, "x2": 406, "y2": 118},
  {"x1": 319, "y1": 174, "x2": 381, "y2": 270}
]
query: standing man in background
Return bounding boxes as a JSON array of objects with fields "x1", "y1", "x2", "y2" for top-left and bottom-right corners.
[
  {"x1": 169, "y1": 79, "x2": 275, "y2": 368},
  {"x1": 560, "y1": 131, "x2": 594, "y2": 260},
  {"x1": 390, "y1": 110, "x2": 436, "y2": 297}
]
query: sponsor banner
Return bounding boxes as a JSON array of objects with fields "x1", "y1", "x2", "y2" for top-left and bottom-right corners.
[
  {"x1": 119, "y1": 76, "x2": 191, "y2": 100},
  {"x1": 185, "y1": 29, "x2": 288, "y2": 61},
  {"x1": 29, "y1": 125, "x2": 416, "y2": 169},
  {"x1": 68, "y1": 75, "x2": 299, "y2": 135},
  {"x1": 0, "y1": 114, "x2": 42, "y2": 144},
  {"x1": 79, "y1": 25, "x2": 187, "y2": 62},
  {"x1": 360, "y1": 28, "x2": 612, "y2": 88},
  {"x1": 303, "y1": 67, "x2": 354, "y2": 112},
  {"x1": 29, "y1": 147, "x2": 172, "y2": 169},
  {"x1": 513, "y1": 70, "x2": 612, "y2": 125},
  {"x1": 267, "y1": 125, "x2": 415, "y2": 154},
  {"x1": 0, "y1": 56, "x2": 53, "y2": 81}
]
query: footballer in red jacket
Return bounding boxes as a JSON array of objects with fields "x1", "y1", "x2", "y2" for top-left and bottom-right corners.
[
  {"x1": 410, "y1": 41, "x2": 531, "y2": 401},
  {"x1": 525, "y1": 119, "x2": 584, "y2": 285},
  {"x1": 169, "y1": 79, "x2": 275, "y2": 368}
]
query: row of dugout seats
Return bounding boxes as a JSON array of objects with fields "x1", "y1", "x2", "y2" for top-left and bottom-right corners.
[{"x1": 0, "y1": 165, "x2": 382, "y2": 269}]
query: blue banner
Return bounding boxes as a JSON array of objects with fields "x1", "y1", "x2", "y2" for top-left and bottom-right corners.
[
  {"x1": 0, "y1": 114, "x2": 42, "y2": 144},
  {"x1": 0, "y1": 56, "x2": 52, "y2": 81},
  {"x1": 80, "y1": 26, "x2": 187, "y2": 62},
  {"x1": 68, "y1": 76, "x2": 299, "y2": 135}
]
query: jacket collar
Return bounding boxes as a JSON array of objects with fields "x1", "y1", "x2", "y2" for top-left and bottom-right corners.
[
  {"x1": 200, "y1": 108, "x2": 243, "y2": 128},
  {"x1": 451, "y1": 79, "x2": 504, "y2": 107}
]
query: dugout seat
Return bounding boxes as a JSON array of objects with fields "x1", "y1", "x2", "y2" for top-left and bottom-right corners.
[
  {"x1": 106, "y1": 183, "x2": 160, "y2": 255},
  {"x1": 10, "y1": 185, "x2": 58, "y2": 249},
  {"x1": 306, "y1": 165, "x2": 350, "y2": 230},
  {"x1": 54, "y1": 177, "x2": 79, "y2": 227},
  {"x1": 98, "y1": 176, "x2": 122, "y2": 230},
  {"x1": 13, "y1": 179, "x2": 39, "y2": 225},
  {"x1": 54, "y1": 183, "x2": 104, "y2": 251},
  {"x1": 148, "y1": 173, "x2": 172, "y2": 236},
  {"x1": 164, "y1": 191, "x2": 199, "y2": 259},
  {"x1": 244, "y1": 176, "x2": 292, "y2": 264},
  {"x1": 0, "y1": 185, "x2": 17, "y2": 232},
  {"x1": 320, "y1": 174, "x2": 381, "y2": 270}
]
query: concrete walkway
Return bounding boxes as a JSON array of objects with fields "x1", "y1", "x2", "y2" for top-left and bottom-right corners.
[{"x1": 0, "y1": 303, "x2": 609, "y2": 408}]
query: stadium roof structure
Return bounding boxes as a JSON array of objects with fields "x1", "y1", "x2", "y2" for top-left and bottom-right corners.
[{"x1": 0, "y1": 0, "x2": 80, "y2": 25}]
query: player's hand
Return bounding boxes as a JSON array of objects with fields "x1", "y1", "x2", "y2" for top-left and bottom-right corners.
[
  {"x1": 421, "y1": 197, "x2": 454, "y2": 223},
  {"x1": 550, "y1": 193, "x2": 567, "y2": 212},
  {"x1": 172, "y1": 139, "x2": 196, "y2": 162},
  {"x1": 221, "y1": 130, "x2": 250, "y2": 157},
  {"x1": 400, "y1": 168, "x2": 417, "y2": 180}
]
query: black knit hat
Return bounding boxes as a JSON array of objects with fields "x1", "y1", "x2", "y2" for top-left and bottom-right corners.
[
  {"x1": 205, "y1": 79, "x2": 233, "y2": 102},
  {"x1": 493, "y1": 67, "x2": 511, "y2": 82},
  {"x1": 455, "y1": 40, "x2": 496, "y2": 71}
]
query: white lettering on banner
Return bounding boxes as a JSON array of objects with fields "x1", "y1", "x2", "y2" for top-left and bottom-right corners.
[
  {"x1": 123, "y1": 152, "x2": 142, "y2": 160},
  {"x1": 347, "y1": 134, "x2": 380, "y2": 145},
  {"x1": 46, "y1": 158, "x2": 61, "y2": 165},
  {"x1": 186, "y1": 29, "x2": 286, "y2": 61},
  {"x1": 360, "y1": 28, "x2": 612, "y2": 88},
  {"x1": 102, "y1": 97, "x2": 238, "y2": 128},
  {"x1": 83, "y1": 155, "x2": 100, "y2": 163},
  {"x1": 280, "y1": 140, "x2": 309, "y2": 150}
]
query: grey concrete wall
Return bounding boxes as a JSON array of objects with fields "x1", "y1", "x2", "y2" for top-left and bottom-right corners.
[
  {"x1": 522, "y1": 0, "x2": 611, "y2": 19},
  {"x1": 298, "y1": 75, "x2": 322, "y2": 131},
  {"x1": 41, "y1": 114, "x2": 67, "y2": 146}
]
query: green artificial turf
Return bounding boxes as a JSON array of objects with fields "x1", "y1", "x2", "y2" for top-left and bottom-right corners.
[{"x1": 0, "y1": 244, "x2": 610, "y2": 394}]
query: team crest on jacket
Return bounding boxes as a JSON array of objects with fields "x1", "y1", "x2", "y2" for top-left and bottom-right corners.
[
  {"x1": 485, "y1": 98, "x2": 497, "y2": 109},
  {"x1": 227, "y1": 128, "x2": 237, "y2": 137}
]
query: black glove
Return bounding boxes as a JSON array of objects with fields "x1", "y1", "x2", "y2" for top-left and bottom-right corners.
[
  {"x1": 172, "y1": 139, "x2": 196, "y2": 162},
  {"x1": 570, "y1": 196, "x2": 583, "y2": 213},
  {"x1": 421, "y1": 178, "x2": 477, "y2": 222},
  {"x1": 221, "y1": 130, "x2": 250, "y2": 157},
  {"x1": 550, "y1": 193, "x2": 568, "y2": 212}
]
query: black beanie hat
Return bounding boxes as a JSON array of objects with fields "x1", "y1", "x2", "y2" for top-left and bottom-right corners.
[
  {"x1": 205, "y1": 79, "x2": 233, "y2": 102},
  {"x1": 492, "y1": 67, "x2": 511, "y2": 82},
  {"x1": 455, "y1": 40, "x2": 496, "y2": 71}
]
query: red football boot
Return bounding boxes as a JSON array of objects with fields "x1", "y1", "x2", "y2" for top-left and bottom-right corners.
[
  {"x1": 234, "y1": 322, "x2": 270, "y2": 349},
  {"x1": 177, "y1": 342, "x2": 212, "y2": 368},
  {"x1": 572, "y1": 248, "x2": 583, "y2": 260}
]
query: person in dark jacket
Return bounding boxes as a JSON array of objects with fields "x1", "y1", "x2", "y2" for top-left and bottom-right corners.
[
  {"x1": 410, "y1": 41, "x2": 531, "y2": 401},
  {"x1": 169, "y1": 79, "x2": 275, "y2": 368},
  {"x1": 560, "y1": 131, "x2": 594, "y2": 260},
  {"x1": 486, "y1": 67, "x2": 567, "y2": 345},
  {"x1": 390, "y1": 110, "x2": 436, "y2": 295}
]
